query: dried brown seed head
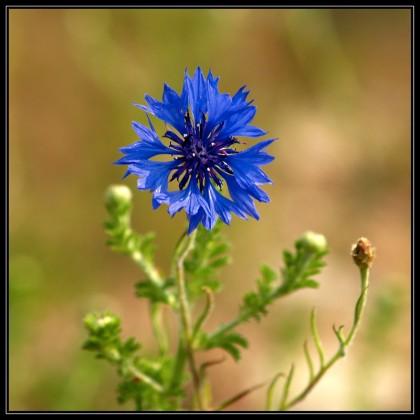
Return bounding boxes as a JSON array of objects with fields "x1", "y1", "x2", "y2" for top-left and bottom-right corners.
[{"x1": 351, "y1": 237, "x2": 375, "y2": 268}]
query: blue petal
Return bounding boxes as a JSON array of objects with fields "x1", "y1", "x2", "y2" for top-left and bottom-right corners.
[
  {"x1": 131, "y1": 121, "x2": 161, "y2": 143},
  {"x1": 224, "y1": 175, "x2": 260, "y2": 220},
  {"x1": 116, "y1": 122, "x2": 175, "y2": 161},
  {"x1": 124, "y1": 160, "x2": 177, "y2": 191},
  {"x1": 245, "y1": 183, "x2": 270, "y2": 203},
  {"x1": 187, "y1": 208, "x2": 207, "y2": 234},
  {"x1": 230, "y1": 138, "x2": 276, "y2": 164},
  {"x1": 186, "y1": 67, "x2": 208, "y2": 123},
  {"x1": 205, "y1": 182, "x2": 247, "y2": 225},
  {"x1": 207, "y1": 69, "x2": 220, "y2": 89},
  {"x1": 231, "y1": 85, "x2": 249, "y2": 106},
  {"x1": 232, "y1": 125, "x2": 267, "y2": 137},
  {"x1": 152, "y1": 186, "x2": 168, "y2": 209},
  {"x1": 205, "y1": 82, "x2": 231, "y2": 136},
  {"x1": 138, "y1": 81, "x2": 189, "y2": 135},
  {"x1": 205, "y1": 82, "x2": 267, "y2": 139},
  {"x1": 165, "y1": 180, "x2": 212, "y2": 219},
  {"x1": 218, "y1": 106, "x2": 256, "y2": 138},
  {"x1": 227, "y1": 160, "x2": 272, "y2": 190},
  {"x1": 225, "y1": 139, "x2": 274, "y2": 189}
]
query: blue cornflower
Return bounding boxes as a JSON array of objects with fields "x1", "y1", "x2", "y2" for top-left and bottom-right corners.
[{"x1": 116, "y1": 67, "x2": 275, "y2": 233}]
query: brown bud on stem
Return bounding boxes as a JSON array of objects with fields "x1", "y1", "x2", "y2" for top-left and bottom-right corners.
[{"x1": 351, "y1": 237, "x2": 375, "y2": 268}]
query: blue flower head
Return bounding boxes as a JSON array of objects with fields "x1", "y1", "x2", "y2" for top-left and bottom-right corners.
[{"x1": 116, "y1": 67, "x2": 275, "y2": 233}]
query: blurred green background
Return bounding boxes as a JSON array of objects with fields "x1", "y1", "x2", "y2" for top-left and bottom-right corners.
[{"x1": 9, "y1": 8, "x2": 411, "y2": 411}]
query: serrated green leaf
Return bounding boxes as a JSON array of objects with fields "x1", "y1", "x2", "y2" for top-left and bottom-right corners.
[
  {"x1": 201, "y1": 331, "x2": 248, "y2": 361},
  {"x1": 261, "y1": 264, "x2": 278, "y2": 282},
  {"x1": 208, "y1": 243, "x2": 230, "y2": 258},
  {"x1": 301, "y1": 279, "x2": 320, "y2": 288},
  {"x1": 184, "y1": 221, "x2": 231, "y2": 300},
  {"x1": 209, "y1": 255, "x2": 231, "y2": 269},
  {"x1": 135, "y1": 280, "x2": 170, "y2": 304}
]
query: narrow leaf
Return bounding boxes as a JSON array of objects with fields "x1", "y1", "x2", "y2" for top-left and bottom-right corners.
[
  {"x1": 303, "y1": 339, "x2": 315, "y2": 381},
  {"x1": 279, "y1": 364, "x2": 295, "y2": 410},
  {"x1": 265, "y1": 372, "x2": 284, "y2": 411},
  {"x1": 216, "y1": 381, "x2": 267, "y2": 411},
  {"x1": 192, "y1": 287, "x2": 215, "y2": 342},
  {"x1": 310, "y1": 308, "x2": 325, "y2": 368}
]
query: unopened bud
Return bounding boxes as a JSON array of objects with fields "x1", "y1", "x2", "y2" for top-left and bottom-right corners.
[
  {"x1": 84, "y1": 312, "x2": 120, "y2": 334},
  {"x1": 296, "y1": 231, "x2": 328, "y2": 254},
  {"x1": 351, "y1": 237, "x2": 375, "y2": 268},
  {"x1": 105, "y1": 184, "x2": 132, "y2": 213}
]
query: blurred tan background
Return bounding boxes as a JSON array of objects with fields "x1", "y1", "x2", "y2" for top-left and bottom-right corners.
[{"x1": 9, "y1": 8, "x2": 411, "y2": 411}]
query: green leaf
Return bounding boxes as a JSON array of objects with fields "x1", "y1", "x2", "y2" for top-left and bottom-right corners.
[
  {"x1": 83, "y1": 310, "x2": 183, "y2": 410},
  {"x1": 240, "y1": 264, "x2": 279, "y2": 321},
  {"x1": 184, "y1": 221, "x2": 231, "y2": 300},
  {"x1": 104, "y1": 187, "x2": 157, "y2": 267},
  {"x1": 261, "y1": 264, "x2": 278, "y2": 283},
  {"x1": 135, "y1": 277, "x2": 174, "y2": 305},
  {"x1": 300, "y1": 279, "x2": 319, "y2": 289},
  {"x1": 281, "y1": 234, "x2": 328, "y2": 292},
  {"x1": 82, "y1": 312, "x2": 142, "y2": 365},
  {"x1": 200, "y1": 331, "x2": 249, "y2": 361}
]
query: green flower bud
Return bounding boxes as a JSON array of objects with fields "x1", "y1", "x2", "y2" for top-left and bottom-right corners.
[
  {"x1": 84, "y1": 312, "x2": 120, "y2": 334},
  {"x1": 296, "y1": 231, "x2": 328, "y2": 254},
  {"x1": 351, "y1": 237, "x2": 375, "y2": 268},
  {"x1": 105, "y1": 185, "x2": 132, "y2": 214}
]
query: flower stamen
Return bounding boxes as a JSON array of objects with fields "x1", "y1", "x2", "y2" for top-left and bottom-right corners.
[{"x1": 167, "y1": 110, "x2": 237, "y2": 192}]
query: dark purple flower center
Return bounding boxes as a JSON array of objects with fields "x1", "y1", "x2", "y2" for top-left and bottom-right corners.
[{"x1": 164, "y1": 111, "x2": 238, "y2": 192}]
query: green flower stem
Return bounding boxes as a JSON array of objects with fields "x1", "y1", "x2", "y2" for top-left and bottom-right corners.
[
  {"x1": 265, "y1": 373, "x2": 284, "y2": 411},
  {"x1": 131, "y1": 248, "x2": 170, "y2": 355},
  {"x1": 150, "y1": 302, "x2": 168, "y2": 355},
  {"x1": 215, "y1": 381, "x2": 267, "y2": 411},
  {"x1": 169, "y1": 337, "x2": 188, "y2": 390},
  {"x1": 192, "y1": 287, "x2": 214, "y2": 343},
  {"x1": 127, "y1": 363, "x2": 164, "y2": 393},
  {"x1": 207, "y1": 248, "x2": 321, "y2": 343},
  {"x1": 208, "y1": 285, "x2": 292, "y2": 341},
  {"x1": 174, "y1": 230, "x2": 204, "y2": 410},
  {"x1": 281, "y1": 265, "x2": 370, "y2": 411},
  {"x1": 131, "y1": 249, "x2": 163, "y2": 286},
  {"x1": 345, "y1": 266, "x2": 370, "y2": 347}
]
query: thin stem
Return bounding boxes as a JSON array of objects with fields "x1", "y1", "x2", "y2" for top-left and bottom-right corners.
[
  {"x1": 192, "y1": 287, "x2": 215, "y2": 342},
  {"x1": 207, "y1": 250, "x2": 318, "y2": 342},
  {"x1": 282, "y1": 266, "x2": 370, "y2": 411},
  {"x1": 151, "y1": 302, "x2": 168, "y2": 355},
  {"x1": 208, "y1": 285, "x2": 292, "y2": 341},
  {"x1": 215, "y1": 381, "x2": 267, "y2": 411},
  {"x1": 198, "y1": 356, "x2": 226, "y2": 410},
  {"x1": 279, "y1": 364, "x2": 295, "y2": 410},
  {"x1": 131, "y1": 248, "x2": 171, "y2": 355},
  {"x1": 265, "y1": 373, "x2": 284, "y2": 411},
  {"x1": 345, "y1": 266, "x2": 369, "y2": 347},
  {"x1": 175, "y1": 230, "x2": 204, "y2": 410},
  {"x1": 128, "y1": 363, "x2": 164, "y2": 393},
  {"x1": 303, "y1": 340, "x2": 314, "y2": 381},
  {"x1": 282, "y1": 353, "x2": 341, "y2": 410},
  {"x1": 169, "y1": 337, "x2": 187, "y2": 391},
  {"x1": 310, "y1": 309, "x2": 325, "y2": 368},
  {"x1": 171, "y1": 230, "x2": 188, "y2": 278},
  {"x1": 131, "y1": 249, "x2": 162, "y2": 286}
]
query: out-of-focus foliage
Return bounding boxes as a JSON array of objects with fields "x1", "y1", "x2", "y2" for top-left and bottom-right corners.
[
  {"x1": 9, "y1": 8, "x2": 411, "y2": 411},
  {"x1": 185, "y1": 221, "x2": 231, "y2": 299},
  {"x1": 197, "y1": 231, "x2": 328, "y2": 363}
]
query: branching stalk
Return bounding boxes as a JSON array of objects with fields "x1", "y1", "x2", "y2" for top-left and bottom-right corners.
[
  {"x1": 281, "y1": 265, "x2": 370, "y2": 411},
  {"x1": 175, "y1": 230, "x2": 204, "y2": 410},
  {"x1": 130, "y1": 242, "x2": 170, "y2": 356},
  {"x1": 207, "y1": 285, "x2": 292, "y2": 341}
]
